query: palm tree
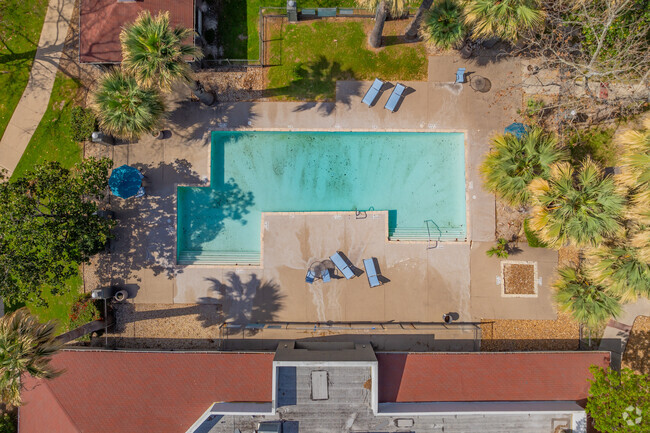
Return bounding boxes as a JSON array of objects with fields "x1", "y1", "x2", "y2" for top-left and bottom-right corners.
[
  {"x1": 0, "y1": 309, "x2": 61, "y2": 407},
  {"x1": 553, "y1": 267, "x2": 621, "y2": 330},
  {"x1": 463, "y1": 0, "x2": 545, "y2": 43},
  {"x1": 480, "y1": 127, "x2": 567, "y2": 207},
  {"x1": 120, "y1": 10, "x2": 203, "y2": 91},
  {"x1": 357, "y1": 0, "x2": 407, "y2": 48},
  {"x1": 587, "y1": 240, "x2": 650, "y2": 302},
  {"x1": 93, "y1": 69, "x2": 166, "y2": 141},
  {"x1": 617, "y1": 115, "x2": 650, "y2": 225},
  {"x1": 405, "y1": 0, "x2": 434, "y2": 40},
  {"x1": 528, "y1": 159, "x2": 624, "y2": 248},
  {"x1": 420, "y1": 0, "x2": 466, "y2": 49}
]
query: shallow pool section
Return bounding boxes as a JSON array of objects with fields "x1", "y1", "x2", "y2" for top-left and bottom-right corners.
[{"x1": 178, "y1": 131, "x2": 466, "y2": 264}]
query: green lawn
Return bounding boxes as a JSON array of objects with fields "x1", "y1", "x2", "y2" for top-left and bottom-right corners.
[
  {"x1": 267, "y1": 20, "x2": 427, "y2": 100},
  {"x1": 0, "y1": 0, "x2": 49, "y2": 140},
  {"x1": 11, "y1": 71, "x2": 83, "y2": 179},
  {"x1": 26, "y1": 274, "x2": 83, "y2": 333},
  {"x1": 215, "y1": 0, "x2": 356, "y2": 60}
]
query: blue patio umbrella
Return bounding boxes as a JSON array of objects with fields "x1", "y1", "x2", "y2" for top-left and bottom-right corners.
[
  {"x1": 504, "y1": 122, "x2": 528, "y2": 139},
  {"x1": 109, "y1": 165, "x2": 144, "y2": 198}
]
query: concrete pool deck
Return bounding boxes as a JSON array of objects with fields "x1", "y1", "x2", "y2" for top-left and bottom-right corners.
[{"x1": 91, "y1": 54, "x2": 560, "y2": 331}]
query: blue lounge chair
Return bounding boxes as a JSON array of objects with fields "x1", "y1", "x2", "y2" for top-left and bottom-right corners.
[
  {"x1": 321, "y1": 268, "x2": 331, "y2": 283},
  {"x1": 330, "y1": 252, "x2": 354, "y2": 279},
  {"x1": 363, "y1": 258, "x2": 381, "y2": 288},
  {"x1": 455, "y1": 67, "x2": 466, "y2": 83},
  {"x1": 384, "y1": 83, "x2": 406, "y2": 112},
  {"x1": 361, "y1": 78, "x2": 384, "y2": 107},
  {"x1": 306, "y1": 269, "x2": 316, "y2": 284}
]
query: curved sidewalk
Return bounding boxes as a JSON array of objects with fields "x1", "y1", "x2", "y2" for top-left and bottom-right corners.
[{"x1": 0, "y1": 0, "x2": 75, "y2": 176}]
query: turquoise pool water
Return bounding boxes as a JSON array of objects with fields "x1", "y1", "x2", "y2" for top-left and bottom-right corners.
[{"x1": 177, "y1": 131, "x2": 466, "y2": 264}]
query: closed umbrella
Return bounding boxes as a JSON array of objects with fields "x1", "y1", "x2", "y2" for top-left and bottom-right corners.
[
  {"x1": 504, "y1": 122, "x2": 528, "y2": 139},
  {"x1": 109, "y1": 165, "x2": 144, "y2": 198}
]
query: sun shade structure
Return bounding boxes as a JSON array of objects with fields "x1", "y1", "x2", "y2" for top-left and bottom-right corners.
[
  {"x1": 109, "y1": 165, "x2": 144, "y2": 198},
  {"x1": 505, "y1": 122, "x2": 528, "y2": 139}
]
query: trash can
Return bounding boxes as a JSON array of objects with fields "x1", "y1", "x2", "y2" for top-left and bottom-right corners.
[{"x1": 287, "y1": 1, "x2": 298, "y2": 22}]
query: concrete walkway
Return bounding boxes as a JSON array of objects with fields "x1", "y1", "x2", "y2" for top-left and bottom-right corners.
[
  {"x1": 0, "y1": 0, "x2": 75, "y2": 176},
  {"x1": 599, "y1": 298, "x2": 650, "y2": 369}
]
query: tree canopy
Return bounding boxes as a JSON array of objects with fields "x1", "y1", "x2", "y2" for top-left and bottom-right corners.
[
  {"x1": 0, "y1": 158, "x2": 114, "y2": 303},
  {"x1": 586, "y1": 366, "x2": 649, "y2": 433}
]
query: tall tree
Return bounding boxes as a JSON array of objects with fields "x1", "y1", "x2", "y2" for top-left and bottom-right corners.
[
  {"x1": 481, "y1": 127, "x2": 568, "y2": 207},
  {"x1": 93, "y1": 69, "x2": 166, "y2": 141},
  {"x1": 120, "y1": 10, "x2": 203, "y2": 91},
  {"x1": 517, "y1": 0, "x2": 650, "y2": 123},
  {"x1": 357, "y1": 0, "x2": 407, "y2": 48},
  {"x1": 0, "y1": 309, "x2": 61, "y2": 407},
  {"x1": 553, "y1": 267, "x2": 621, "y2": 329},
  {"x1": 528, "y1": 159, "x2": 624, "y2": 248},
  {"x1": 586, "y1": 367, "x2": 649, "y2": 433},
  {"x1": 463, "y1": 0, "x2": 545, "y2": 43},
  {"x1": 618, "y1": 115, "x2": 650, "y2": 226},
  {"x1": 405, "y1": 0, "x2": 434, "y2": 40},
  {"x1": 0, "y1": 158, "x2": 114, "y2": 303}
]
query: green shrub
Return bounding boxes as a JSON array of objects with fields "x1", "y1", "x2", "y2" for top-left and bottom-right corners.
[
  {"x1": 523, "y1": 218, "x2": 547, "y2": 248},
  {"x1": 567, "y1": 127, "x2": 617, "y2": 167},
  {"x1": 70, "y1": 106, "x2": 96, "y2": 142},
  {"x1": 0, "y1": 413, "x2": 16, "y2": 433},
  {"x1": 68, "y1": 297, "x2": 101, "y2": 341}
]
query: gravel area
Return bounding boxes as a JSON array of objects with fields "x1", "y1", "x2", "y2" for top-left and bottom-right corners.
[
  {"x1": 557, "y1": 245, "x2": 580, "y2": 269},
  {"x1": 503, "y1": 263, "x2": 536, "y2": 295},
  {"x1": 98, "y1": 302, "x2": 223, "y2": 350},
  {"x1": 622, "y1": 315, "x2": 650, "y2": 375},
  {"x1": 480, "y1": 312, "x2": 581, "y2": 351}
]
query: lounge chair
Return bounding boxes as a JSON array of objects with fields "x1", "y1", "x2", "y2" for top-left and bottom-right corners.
[
  {"x1": 321, "y1": 268, "x2": 331, "y2": 283},
  {"x1": 384, "y1": 83, "x2": 406, "y2": 112},
  {"x1": 361, "y1": 78, "x2": 384, "y2": 107},
  {"x1": 363, "y1": 258, "x2": 381, "y2": 287},
  {"x1": 455, "y1": 67, "x2": 466, "y2": 83},
  {"x1": 330, "y1": 252, "x2": 355, "y2": 279},
  {"x1": 306, "y1": 269, "x2": 316, "y2": 284}
]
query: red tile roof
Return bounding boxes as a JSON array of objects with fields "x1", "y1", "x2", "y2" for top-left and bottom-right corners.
[
  {"x1": 19, "y1": 350, "x2": 274, "y2": 433},
  {"x1": 80, "y1": 0, "x2": 195, "y2": 63},
  {"x1": 377, "y1": 352, "x2": 610, "y2": 403}
]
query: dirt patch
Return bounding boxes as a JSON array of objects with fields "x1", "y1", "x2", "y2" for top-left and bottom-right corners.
[
  {"x1": 480, "y1": 312, "x2": 581, "y2": 351},
  {"x1": 503, "y1": 263, "x2": 536, "y2": 295},
  {"x1": 195, "y1": 67, "x2": 267, "y2": 102},
  {"x1": 495, "y1": 201, "x2": 527, "y2": 242},
  {"x1": 622, "y1": 315, "x2": 650, "y2": 375}
]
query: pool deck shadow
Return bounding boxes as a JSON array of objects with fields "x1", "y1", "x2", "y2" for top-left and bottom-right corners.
[{"x1": 91, "y1": 53, "x2": 559, "y2": 331}]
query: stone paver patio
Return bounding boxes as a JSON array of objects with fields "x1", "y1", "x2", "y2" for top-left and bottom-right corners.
[{"x1": 91, "y1": 54, "x2": 560, "y2": 333}]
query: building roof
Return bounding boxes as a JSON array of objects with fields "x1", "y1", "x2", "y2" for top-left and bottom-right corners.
[
  {"x1": 20, "y1": 350, "x2": 609, "y2": 433},
  {"x1": 377, "y1": 352, "x2": 610, "y2": 403},
  {"x1": 79, "y1": 0, "x2": 195, "y2": 63},
  {"x1": 19, "y1": 350, "x2": 274, "y2": 433}
]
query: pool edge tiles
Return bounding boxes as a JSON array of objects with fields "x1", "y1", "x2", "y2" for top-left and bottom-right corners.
[{"x1": 177, "y1": 131, "x2": 467, "y2": 265}]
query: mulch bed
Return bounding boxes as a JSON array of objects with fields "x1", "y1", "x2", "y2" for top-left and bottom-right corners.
[
  {"x1": 622, "y1": 316, "x2": 650, "y2": 375},
  {"x1": 503, "y1": 262, "x2": 536, "y2": 295}
]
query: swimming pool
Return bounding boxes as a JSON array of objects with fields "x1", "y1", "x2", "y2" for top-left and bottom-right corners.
[{"x1": 177, "y1": 131, "x2": 466, "y2": 264}]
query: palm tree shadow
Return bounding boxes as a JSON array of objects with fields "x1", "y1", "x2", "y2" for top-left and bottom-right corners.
[{"x1": 205, "y1": 273, "x2": 285, "y2": 330}]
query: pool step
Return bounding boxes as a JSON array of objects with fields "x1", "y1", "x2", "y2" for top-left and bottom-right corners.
[
  {"x1": 390, "y1": 227, "x2": 466, "y2": 242},
  {"x1": 178, "y1": 251, "x2": 260, "y2": 266}
]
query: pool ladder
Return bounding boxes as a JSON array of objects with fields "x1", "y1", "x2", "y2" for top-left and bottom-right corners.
[{"x1": 425, "y1": 220, "x2": 439, "y2": 249}]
